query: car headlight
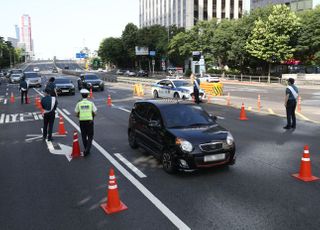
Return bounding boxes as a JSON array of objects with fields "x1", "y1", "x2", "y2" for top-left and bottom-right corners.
[
  {"x1": 226, "y1": 132, "x2": 234, "y2": 145},
  {"x1": 176, "y1": 138, "x2": 193, "y2": 153}
]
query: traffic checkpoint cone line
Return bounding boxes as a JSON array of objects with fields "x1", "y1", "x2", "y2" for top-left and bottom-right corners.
[
  {"x1": 56, "y1": 115, "x2": 67, "y2": 135},
  {"x1": 100, "y1": 168, "x2": 128, "y2": 215},
  {"x1": 257, "y1": 94, "x2": 261, "y2": 112},
  {"x1": 107, "y1": 95, "x2": 112, "y2": 107},
  {"x1": 292, "y1": 145, "x2": 319, "y2": 182},
  {"x1": 71, "y1": 130, "x2": 81, "y2": 158},
  {"x1": 10, "y1": 92, "x2": 15, "y2": 103},
  {"x1": 297, "y1": 96, "x2": 301, "y2": 112},
  {"x1": 227, "y1": 93, "x2": 230, "y2": 106},
  {"x1": 89, "y1": 87, "x2": 94, "y2": 99},
  {"x1": 239, "y1": 103, "x2": 248, "y2": 120}
]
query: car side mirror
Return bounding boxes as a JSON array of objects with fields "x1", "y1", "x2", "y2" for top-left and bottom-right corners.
[
  {"x1": 149, "y1": 120, "x2": 161, "y2": 128},
  {"x1": 209, "y1": 114, "x2": 217, "y2": 121}
]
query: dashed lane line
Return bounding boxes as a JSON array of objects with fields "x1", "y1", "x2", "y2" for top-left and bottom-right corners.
[
  {"x1": 4, "y1": 99, "x2": 7, "y2": 104},
  {"x1": 33, "y1": 88, "x2": 190, "y2": 230},
  {"x1": 114, "y1": 153, "x2": 147, "y2": 178},
  {"x1": 62, "y1": 108, "x2": 71, "y2": 116},
  {"x1": 268, "y1": 108, "x2": 275, "y2": 115}
]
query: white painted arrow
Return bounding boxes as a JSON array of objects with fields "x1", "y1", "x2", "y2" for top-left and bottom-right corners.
[{"x1": 46, "y1": 140, "x2": 73, "y2": 162}]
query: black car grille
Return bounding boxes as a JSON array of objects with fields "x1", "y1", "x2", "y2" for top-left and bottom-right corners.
[{"x1": 199, "y1": 142, "x2": 223, "y2": 153}]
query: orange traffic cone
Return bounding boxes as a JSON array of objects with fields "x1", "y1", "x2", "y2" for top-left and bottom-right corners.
[
  {"x1": 292, "y1": 145, "x2": 319, "y2": 182},
  {"x1": 207, "y1": 94, "x2": 211, "y2": 104},
  {"x1": 107, "y1": 95, "x2": 112, "y2": 107},
  {"x1": 297, "y1": 96, "x2": 301, "y2": 112},
  {"x1": 36, "y1": 96, "x2": 41, "y2": 109},
  {"x1": 257, "y1": 94, "x2": 261, "y2": 112},
  {"x1": 71, "y1": 131, "x2": 81, "y2": 158},
  {"x1": 56, "y1": 115, "x2": 67, "y2": 135},
  {"x1": 10, "y1": 92, "x2": 15, "y2": 103},
  {"x1": 35, "y1": 95, "x2": 39, "y2": 106},
  {"x1": 239, "y1": 103, "x2": 248, "y2": 120},
  {"x1": 89, "y1": 87, "x2": 94, "y2": 99},
  {"x1": 101, "y1": 168, "x2": 128, "y2": 214},
  {"x1": 227, "y1": 93, "x2": 230, "y2": 106}
]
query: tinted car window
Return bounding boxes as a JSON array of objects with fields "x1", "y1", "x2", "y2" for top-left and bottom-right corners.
[
  {"x1": 173, "y1": 80, "x2": 192, "y2": 87},
  {"x1": 161, "y1": 104, "x2": 215, "y2": 128},
  {"x1": 158, "y1": 80, "x2": 166, "y2": 86},
  {"x1": 146, "y1": 105, "x2": 161, "y2": 122},
  {"x1": 24, "y1": 73, "x2": 39, "y2": 78},
  {"x1": 55, "y1": 79, "x2": 72, "y2": 84},
  {"x1": 134, "y1": 103, "x2": 149, "y2": 119},
  {"x1": 85, "y1": 75, "x2": 99, "y2": 80}
]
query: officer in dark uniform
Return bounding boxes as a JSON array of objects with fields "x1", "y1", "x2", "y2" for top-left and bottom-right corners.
[
  {"x1": 19, "y1": 75, "x2": 29, "y2": 104},
  {"x1": 45, "y1": 77, "x2": 57, "y2": 97},
  {"x1": 75, "y1": 89, "x2": 97, "y2": 156},
  {"x1": 191, "y1": 74, "x2": 201, "y2": 104},
  {"x1": 284, "y1": 78, "x2": 299, "y2": 129},
  {"x1": 41, "y1": 89, "x2": 58, "y2": 141}
]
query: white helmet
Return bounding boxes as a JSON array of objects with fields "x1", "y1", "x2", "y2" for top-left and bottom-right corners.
[{"x1": 80, "y1": 89, "x2": 89, "y2": 94}]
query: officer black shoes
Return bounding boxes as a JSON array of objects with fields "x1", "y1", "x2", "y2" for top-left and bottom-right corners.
[{"x1": 283, "y1": 126, "x2": 291, "y2": 129}]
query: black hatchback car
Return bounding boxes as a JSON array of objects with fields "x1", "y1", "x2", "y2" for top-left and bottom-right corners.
[
  {"x1": 128, "y1": 100, "x2": 236, "y2": 173},
  {"x1": 77, "y1": 74, "x2": 104, "y2": 91},
  {"x1": 54, "y1": 77, "x2": 75, "y2": 95}
]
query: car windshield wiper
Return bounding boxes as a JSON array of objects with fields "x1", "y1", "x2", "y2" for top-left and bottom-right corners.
[{"x1": 186, "y1": 123, "x2": 210, "y2": 127}]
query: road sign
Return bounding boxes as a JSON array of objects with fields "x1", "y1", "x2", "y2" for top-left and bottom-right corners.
[
  {"x1": 149, "y1": 51, "x2": 156, "y2": 56},
  {"x1": 76, "y1": 53, "x2": 87, "y2": 59}
]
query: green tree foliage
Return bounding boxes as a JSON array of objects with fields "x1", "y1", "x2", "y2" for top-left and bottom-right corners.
[
  {"x1": 245, "y1": 5, "x2": 301, "y2": 79},
  {"x1": 98, "y1": 37, "x2": 126, "y2": 67},
  {"x1": 296, "y1": 6, "x2": 320, "y2": 65},
  {"x1": 121, "y1": 23, "x2": 138, "y2": 67}
]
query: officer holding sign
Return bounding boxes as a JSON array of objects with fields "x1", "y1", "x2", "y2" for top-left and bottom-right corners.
[
  {"x1": 284, "y1": 78, "x2": 299, "y2": 129},
  {"x1": 75, "y1": 89, "x2": 97, "y2": 156}
]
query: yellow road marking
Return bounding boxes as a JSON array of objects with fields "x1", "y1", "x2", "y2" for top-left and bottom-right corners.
[
  {"x1": 268, "y1": 108, "x2": 275, "y2": 115},
  {"x1": 248, "y1": 106, "x2": 252, "y2": 111},
  {"x1": 296, "y1": 112, "x2": 310, "y2": 121}
]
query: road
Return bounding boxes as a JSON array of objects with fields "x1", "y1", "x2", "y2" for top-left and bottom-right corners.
[{"x1": 1, "y1": 62, "x2": 320, "y2": 230}]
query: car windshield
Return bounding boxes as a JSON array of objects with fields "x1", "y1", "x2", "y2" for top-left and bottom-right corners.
[
  {"x1": 25, "y1": 73, "x2": 39, "y2": 78},
  {"x1": 85, "y1": 75, "x2": 99, "y2": 80},
  {"x1": 12, "y1": 70, "x2": 22, "y2": 74},
  {"x1": 161, "y1": 104, "x2": 215, "y2": 128},
  {"x1": 55, "y1": 79, "x2": 71, "y2": 84},
  {"x1": 172, "y1": 80, "x2": 192, "y2": 88}
]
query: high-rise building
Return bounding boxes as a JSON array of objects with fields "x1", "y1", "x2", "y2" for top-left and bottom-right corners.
[
  {"x1": 7, "y1": 37, "x2": 19, "y2": 48},
  {"x1": 139, "y1": 0, "x2": 245, "y2": 29},
  {"x1": 251, "y1": 0, "x2": 320, "y2": 11},
  {"x1": 15, "y1": 25, "x2": 20, "y2": 41},
  {"x1": 20, "y1": 14, "x2": 34, "y2": 58}
]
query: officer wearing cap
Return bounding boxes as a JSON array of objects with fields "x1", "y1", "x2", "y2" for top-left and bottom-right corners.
[
  {"x1": 284, "y1": 78, "x2": 299, "y2": 129},
  {"x1": 75, "y1": 89, "x2": 97, "y2": 156},
  {"x1": 19, "y1": 75, "x2": 29, "y2": 104},
  {"x1": 41, "y1": 88, "x2": 58, "y2": 141}
]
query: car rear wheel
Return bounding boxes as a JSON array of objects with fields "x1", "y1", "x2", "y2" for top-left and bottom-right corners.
[
  {"x1": 174, "y1": 93, "x2": 180, "y2": 99},
  {"x1": 153, "y1": 90, "x2": 159, "y2": 99},
  {"x1": 162, "y1": 152, "x2": 177, "y2": 174},
  {"x1": 128, "y1": 130, "x2": 138, "y2": 149}
]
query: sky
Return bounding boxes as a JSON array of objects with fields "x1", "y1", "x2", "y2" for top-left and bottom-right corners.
[{"x1": 0, "y1": 0, "x2": 139, "y2": 59}]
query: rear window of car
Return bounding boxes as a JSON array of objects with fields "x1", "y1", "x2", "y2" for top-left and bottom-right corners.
[
  {"x1": 172, "y1": 80, "x2": 192, "y2": 87},
  {"x1": 160, "y1": 104, "x2": 215, "y2": 128},
  {"x1": 25, "y1": 73, "x2": 39, "y2": 78},
  {"x1": 85, "y1": 75, "x2": 99, "y2": 80}
]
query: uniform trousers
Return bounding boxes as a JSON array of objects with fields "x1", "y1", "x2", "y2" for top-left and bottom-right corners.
[
  {"x1": 286, "y1": 100, "x2": 297, "y2": 128},
  {"x1": 80, "y1": 120, "x2": 94, "y2": 155},
  {"x1": 43, "y1": 111, "x2": 55, "y2": 140}
]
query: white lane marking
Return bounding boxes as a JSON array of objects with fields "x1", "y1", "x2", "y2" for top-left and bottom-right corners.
[
  {"x1": 268, "y1": 108, "x2": 275, "y2": 115},
  {"x1": 217, "y1": 116, "x2": 225, "y2": 120},
  {"x1": 113, "y1": 105, "x2": 131, "y2": 113},
  {"x1": 114, "y1": 153, "x2": 147, "y2": 178},
  {"x1": 6, "y1": 92, "x2": 8, "y2": 96},
  {"x1": 296, "y1": 112, "x2": 310, "y2": 121},
  {"x1": 0, "y1": 114, "x2": 5, "y2": 124},
  {"x1": 4, "y1": 99, "x2": 7, "y2": 104},
  {"x1": 62, "y1": 108, "x2": 71, "y2": 116},
  {"x1": 33, "y1": 88, "x2": 190, "y2": 230},
  {"x1": 33, "y1": 112, "x2": 39, "y2": 120}
]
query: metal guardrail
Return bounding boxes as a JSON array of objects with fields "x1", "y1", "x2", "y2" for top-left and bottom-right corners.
[{"x1": 221, "y1": 74, "x2": 281, "y2": 84}]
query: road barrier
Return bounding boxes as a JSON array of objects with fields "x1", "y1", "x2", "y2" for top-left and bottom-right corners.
[
  {"x1": 133, "y1": 83, "x2": 145, "y2": 96},
  {"x1": 200, "y1": 82, "x2": 224, "y2": 96}
]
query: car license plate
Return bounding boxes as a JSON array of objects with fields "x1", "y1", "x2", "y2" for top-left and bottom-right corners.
[
  {"x1": 204, "y1": 153, "x2": 225, "y2": 162},
  {"x1": 93, "y1": 85, "x2": 99, "y2": 88},
  {"x1": 62, "y1": 90, "x2": 69, "y2": 93}
]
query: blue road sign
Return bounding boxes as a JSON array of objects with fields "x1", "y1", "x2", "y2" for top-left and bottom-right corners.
[
  {"x1": 76, "y1": 53, "x2": 86, "y2": 58},
  {"x1": 149, "y1": 51, "x2": 156, "y2": 56}
]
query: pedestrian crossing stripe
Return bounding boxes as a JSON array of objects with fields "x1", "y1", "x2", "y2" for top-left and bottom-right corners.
[{"x1": 0, "y1": 112, "x2": 59, "y2": 125}]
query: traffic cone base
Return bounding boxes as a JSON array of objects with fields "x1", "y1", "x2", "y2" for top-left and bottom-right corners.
[
  {"x1": 100, "y1": 201, "x2": 128, "y2": 215},
  {"x1": 292, "y1": 174, "x2": 319, "y2": 182},
  {"x1": 239, "y1": 103, "x2": 248, "y2": 120},
  {"x1": 55, "y1": 116, "x2": 67, "y2": 135}
]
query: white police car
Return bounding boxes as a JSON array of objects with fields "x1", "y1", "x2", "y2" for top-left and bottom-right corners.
[{"x1": 152, "y1": 79, "x2": 205, "y2": 100}]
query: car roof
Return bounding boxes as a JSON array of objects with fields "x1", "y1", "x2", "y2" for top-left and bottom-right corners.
[
  {"x1": 55, "y1": 76, "x2": 71, "y2": 80},
  {"x1": 135, "y1": 99, "x2": 195, "y2": 108},
  {"x1": 24, "y1": 71, "x2": 38, "y2": 74}
]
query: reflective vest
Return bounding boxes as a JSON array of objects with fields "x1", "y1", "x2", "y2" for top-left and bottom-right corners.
[{"x1": 78, "y1": 100, "x2": 93, "y2": 121}]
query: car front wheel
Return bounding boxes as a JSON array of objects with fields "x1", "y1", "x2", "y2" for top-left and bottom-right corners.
[
  {"x1": 162, "y1": 152, "x2": 177, "y2": 174},
  {"x1": 153, "y1": 90, "x2": 159, "y2": 99},
  {"x1": 174, "y1": 93, "x2": 180, "y2": 99},
  {"x1": 128, "y1": 130, "x2": 138, "y2": 149}
]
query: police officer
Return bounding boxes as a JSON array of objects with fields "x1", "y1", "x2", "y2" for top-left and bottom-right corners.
[
  {"x1": 75, "y1": 89, "x2": 97, "y2": 156},
  {"x1": 191, "y1": 73, "x2": 201, "y2": 104},
  {"x1": 284, "y1": 78, "x2": 299, "y2": 129},
  {"x1": 41, "y1": 89, "x2": 58, "y2": 141},
  {"x1": 19, "y1": 75, "x2": 29, "y2": 104},
  {"x1": 45, "y1": 77, "x2": 57, "y2": 97}
]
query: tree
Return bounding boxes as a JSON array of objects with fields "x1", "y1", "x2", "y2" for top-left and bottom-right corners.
[
  {"x1": 246, "y1": 4, "x2": 301, "y2": 82},
  {"x1": 98, "y1": 37, "x2": 127, "y2": 67},
  {"x1": 121, "y1": 23, "x2": 138, "y2": 68}
]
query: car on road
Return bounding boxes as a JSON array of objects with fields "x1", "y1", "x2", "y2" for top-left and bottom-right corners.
[
  {"x1": 137, "y1": 70, "x2": 148, "y2": 77},
  {"x1": 8, "y1": 69, "x2": 23, "y2": 79},
  {"x1": 124, "y1": 70, "x2": 136, "y2": 77},
  {"x1": 9, "y1": 73, "x2": 22, "y2": 84},
  {"x1": 24, "y1": 72, "x2": 42, "y2": 88},
  {"x1": 52, "y1": 68, "x2": 58, "y2": 73},
  {"x1": 77, "y1": 74, "x2": 104, "y2": 91},
  {"x1": 54, "y1": 77, "x2": 75, "y2": 95},
  {"x1": 33, "y1": 67, "x2": 40, "y2": 72},
  {"x1": 116, "y1": 69, "x2": 126, "y2": 75},
  {"x1": 152, "y1": 79, "x2": 205, "y2": 100},
  {"x1": 198, "y1": 74, "x2": 220, "y2": 83},
  {"x1": 128, "y1": 100, "x2": 236, "y2": 173}
]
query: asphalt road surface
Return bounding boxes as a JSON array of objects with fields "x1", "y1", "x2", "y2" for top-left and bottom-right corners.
[{"x1": 1, "y1": 66, "x2": 320, "y2": 230}]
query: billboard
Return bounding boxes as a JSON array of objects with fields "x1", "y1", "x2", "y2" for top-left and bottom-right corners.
[{"x1": 135, "y1": 46, "x2": 149, "y2": 55}]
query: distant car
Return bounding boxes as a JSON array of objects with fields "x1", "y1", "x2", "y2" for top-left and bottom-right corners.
[
  {"x1": 125, "y1": 70, "x2": 136, "y2": 77},
  {"x1": 8, "y1": 69, "x2": 23, "y2": 79},
  {"x1": 52, "y1": 68, "x2": 58, "y2": 73},
  {"x1": 77, "y1": 74, "x2": 104, "y2": 91},
  {"x1": 24, "y1": 72, "x2": 42, "y2": 88},
  {"x1": 198, "y1": 74, "x2": 220, "y2": 83},
  {"x1": 33, "y1": 67, "x2": 40, "y2": 72},
  {"x1": 9, "y1": 74, "x2": 21, "y2": 83},
  {"x1": 128, "y1": 100, "x2": 236, "y2": 173},
  {"x1": 152, "y1": 79, "x2": 205, "y2": 100},
  {"x1": 116, "y1": 69, "x2": 125, "y2": 75},
  {"x1": 137, "y1": 70, "x2": 148, "y2": 77},
  {"x1": 54, "y1": 77, "x2": 75, "y2": 95}
]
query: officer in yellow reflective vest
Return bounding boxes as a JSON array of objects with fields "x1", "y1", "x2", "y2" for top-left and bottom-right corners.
[{"x1": 75, "y1": 89, "x2": 97, "y2": 156}]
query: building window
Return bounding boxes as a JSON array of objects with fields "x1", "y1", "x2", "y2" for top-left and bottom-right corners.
[
  {"x1": 194, "y1": 0, "x2": 199, "y2": 25},
  {"x1": 212, "y1": 0, "x2": 217, "y2": 18},
  {"x1": 169, "y1": 0, "x2": 172, "y2": 25},
  {"x1": 230, "y1": 0, "x2": 234, "y2": 19},
  {"x1": 239, "y1": 0, "x2": 243, "y2": 18},
  {"x1": 222, "y1": 0, "x2": 225, "y2": 13},
  {"x1": 178, "y1": 0, "x2": 181, "y2": 26},
  {"x1": 160, "y1": 0, "x2": 163, "y2": 24},
  {"x1": 204, "y1": 0, "x2": 208, "y2": 20},
  {"x1": 183, "y1": 0, "x2": 186, "y2": 27},
  {"x1": 164, "y1": 0, "x2": 167, "y2": 26},
  {"x1": 173, "y1": 0, "x2": 176, "y2": 25}
]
